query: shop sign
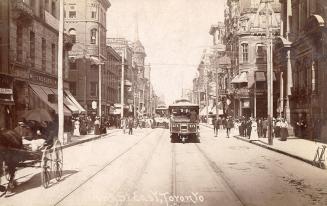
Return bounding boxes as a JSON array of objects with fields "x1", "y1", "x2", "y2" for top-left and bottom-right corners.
[
  {"x1": 30, "y1": 71, "x2": 57, "y2": 87},
  {"x1": 242, "y1": 100, "x2": 250, "y2": 108},
  {"x1": 0, "y1": 88, "x2": 13, "y2": 94}
]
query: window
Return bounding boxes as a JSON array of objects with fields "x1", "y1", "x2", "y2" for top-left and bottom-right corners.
[
  {"x1": 45, "y1": 0, "x2": 49, "y2": 12},
  {"x1": 16, "y1": 26, "x2": 23, "y2": 62},
  {"x1": 69, "y1": 11, "x2": 76, "y2": 18},
  {"x1": 256, "y1": 45, "x2": 266, "y2": 64},
  {"x1": 42, "y1": 38, "x2": 46, "y2": 71},
  {"x1": 90, "y1": 82, "x2": 98, "y2": 97},
  {"x1": 51, "y1": 44, "x2": 56, "y2": 74},
  {"x1": 70, "y1": 82, "x2": 77, "y2": 96},
  {"x1": 241, "y1": 43, "x2": 248, "y2": 63},
  {"x1": 51, "y1": 1, "x2": 56, "y2": 17},
  {"x1": 91, "y1": 11, "x2": 96, "y2": 19},
  {"x1": 30, "y1": 31, "x2": 35, "y2": 67},
  {"x1": 90, "y1": 29, "x2": 97, "y2": 44},
  {"x1": 68, "y1": 28, "x2": 76, "y2": 43}
]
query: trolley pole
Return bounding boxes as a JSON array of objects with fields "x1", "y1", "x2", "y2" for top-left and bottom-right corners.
[{"x1": 57, "y1": 0, "x2": 64, "y2": 141}]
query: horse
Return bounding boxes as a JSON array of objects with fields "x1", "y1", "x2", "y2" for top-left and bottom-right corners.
[{"x1": 0, "y1": 125, "x2": 33, "y2": 194}]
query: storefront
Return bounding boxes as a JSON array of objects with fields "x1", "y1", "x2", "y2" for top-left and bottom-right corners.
[{"x1": 0, "y1": 74, "x2": 14, "y2": 129}]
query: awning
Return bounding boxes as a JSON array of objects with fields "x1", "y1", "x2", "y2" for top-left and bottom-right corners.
[
  {"x1": 231, "y1": 72, "x2": 248, "y2": 84},
  {"x1": 65, "y1": 90, "x2": 86, "y2": 113},
  {"x1": 255, "y1": 71, "x2": 266, "y2": 82},
  {"x1": 210, "y1": 102, "x2": 224, "y2": 115},
  {"x1": 231, "y1": 74, "x2": 240, "y2": 84},
  {"x1": 124, "y1": 80, "x2": 132, "y2": 87},
  {"x1": 200, "y1": 106, "x2": 208, "y2": 116},
  {"x1": 90, "y1": 56, "x2": 102, "y2": 65},
  {"x1": 29, "y1": 84, "x2": 71, "y2": 116},
  {"x1": 49, "y1": 88, "x2": 79, "y2": 114},
  {"x1": 255, "y1": 71, "x2": 277, "y2": 82}
]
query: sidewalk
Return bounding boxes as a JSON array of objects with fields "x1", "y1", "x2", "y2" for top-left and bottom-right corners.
[
  {"x1": 61, "y1": 128, "x2": 121, "y2": 149},
  {"x1": 200, "y1": 123, "x2": 327, "y2": 169}
]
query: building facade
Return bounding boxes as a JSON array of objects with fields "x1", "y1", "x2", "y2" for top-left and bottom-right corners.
[
  {"x1": 225, "y1": 0, "x2": 281, "y2": 118},
  {"x1": 64, "y1": 0, "x2": 111, "y2": 116},
  {"x1": 0, "y1": 0, "x2": 76, "y2": 130},
  {"x1": 275, "y1": 0, "x2": 327, "y2": 141}
]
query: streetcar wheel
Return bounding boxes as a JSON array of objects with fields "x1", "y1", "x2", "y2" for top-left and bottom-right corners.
[
  {"x1": 41, "y1": 148, "x2": 51, "y2": 188},
  {"x1": 53, "y1": 140, "x2": 63, "y2": 182}
]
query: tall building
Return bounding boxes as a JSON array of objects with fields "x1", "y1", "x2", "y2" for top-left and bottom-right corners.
[
  {"x1": 64, "y1": 0, "x2": 111, "y2": 116},
  {"x1": 275, "y1": 0, "x2": 327, "y2": 141},
  {"x1": 0, "y1": 0, "x2": 78, "y2": 130},
  {"x1": 106, "y1": 37, "x2": 135, "y2": 116},
  {"x1": 225, "y1": 0, "x2": 281, "y2": 118}
]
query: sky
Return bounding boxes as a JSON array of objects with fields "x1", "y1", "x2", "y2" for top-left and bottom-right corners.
[{"x1": 106, "y1": 0, "x2": 225, "y2": 104}]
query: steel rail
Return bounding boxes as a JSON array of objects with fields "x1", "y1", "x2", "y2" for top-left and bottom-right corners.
[{"x1": 53, "y1": 129, "x2": 159, "y2": 206}]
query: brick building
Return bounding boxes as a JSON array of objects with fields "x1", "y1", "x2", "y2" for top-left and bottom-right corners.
[
  {"x1": 275, "y1": 0, "x2": 327, "y2": 141},
  {"x1": 224, "y1": 0, "x2": 281, "y2": 118},
  {"x1": 0, "y1": 0, "x2": 79, "y2": 130},
  {"x1": 64, "y1": 0, "x2": 111, "y2": 116}
]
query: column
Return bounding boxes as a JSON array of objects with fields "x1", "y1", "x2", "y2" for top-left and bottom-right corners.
[
  {"x1": 280, "y1": 71, "x2": 284, "y2": 118},
  {"x1": 285, "y1": 49, "x2": 292, "y2": 122}
]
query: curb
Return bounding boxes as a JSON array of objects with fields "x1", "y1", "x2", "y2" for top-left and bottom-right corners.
[
  {"x1": 200, "y1": 124, "x2": 319, "y2": 168},
  {"x1": 232, "y1": 135, "x2": 314, "y2": 167},
  {"x1": 61, "y1": 130, "x2": 121, "y2": 150}
]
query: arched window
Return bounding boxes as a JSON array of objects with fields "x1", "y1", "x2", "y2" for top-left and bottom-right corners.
[
  {"x1": 68, "y1": 28, "x2": 76, "y2": 43},
  {"x1": 241, "y1": 43, "x2": 248, "y2": 63},
  {"x1": 90, "y1": 29, "x2": 97, "y2": 44}
]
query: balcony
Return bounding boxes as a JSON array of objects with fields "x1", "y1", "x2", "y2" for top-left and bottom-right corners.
[{"x1": 12, "y1": 0, "x2": 34, "y2": 23}]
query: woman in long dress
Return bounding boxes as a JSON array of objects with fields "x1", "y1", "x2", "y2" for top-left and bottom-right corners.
[
  {"x1": 250, "y1": 119, "x2": 258, "y2": 140},
  {"x1": 73, "y1": 119, "x2": 80, "y2": 136}
]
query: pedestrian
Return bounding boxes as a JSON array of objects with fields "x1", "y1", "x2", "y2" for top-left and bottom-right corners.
[
  {"x1": 262, "y1": 118, "x2": 268, "y2": 138},
  {"x1": 226, "y1": 117, "x2": 233, "y2": 138},
  {"x1": 94, "y1": 116, "x2": 101, "y2": 135},
  {"x1": 215, "y1": 117, "x2": 220, "y2": 137},
  {"x1": 213, "y1": 118, "x2": 217, "y2": 137},
  {"x1": 128, "y1": 117, "x2": 134, "y2": 135},
  {"x1": 121, "y1": 117, "x2": 127, "y2": 134},
  {"x1": 250, "y1": 118, "x2": 258, "y2": 140},
  {"x1": 73, "y1": 118, "x2": 80, "y2": 136},
  {"x1": 257, "y1": 118, "x2": 263, "y2": 138},
  {"x1": 246, "y1": 118, "x2": 252, "y2": 138},
  {"x1": 280, "y1": 118, "x2": 288, "y2": 141}
]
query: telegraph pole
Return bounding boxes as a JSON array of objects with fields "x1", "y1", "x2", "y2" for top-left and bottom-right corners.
[
  {"x1": 216, "y1": 66, "x2": 219, "y2": 120},
  {"x1": 57, "y1": 0, "x2": 64, "y2": 141},
  {"x1": 98, "y1": 6, "x2": 102, "y2": 123},
  {"x1": 121, "y1": 48, "x2": 125, "y2": 119},
  {"x1": 263, "y1": 0, "x2": 274, "y2": 145}
]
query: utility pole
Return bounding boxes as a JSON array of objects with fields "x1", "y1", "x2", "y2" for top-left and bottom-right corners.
[
  {"x1": 121, "y1": 47, "x2": 125, "y2": 119},
  {"x1": 205, "y1": 67, "x2": 209, "y2": 123},
  {"x1": 215, "y1": 66, "x2": 219, "y2": 120},
  {"x1": 57, "y1": 0, "x2": 64, "y2": 141},
  {"x1": 263, "y1": 0, "x2": 274, "y2": 145},
  {"x1": 98, "y1": 6, "x2": 102, "y2": 123}
]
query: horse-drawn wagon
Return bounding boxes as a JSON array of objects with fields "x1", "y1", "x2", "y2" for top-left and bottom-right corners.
[{"x1": 0, "y1": 109, "x2": 64, "y2": 196}]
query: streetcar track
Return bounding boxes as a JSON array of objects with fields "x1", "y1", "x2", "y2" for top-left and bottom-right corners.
[
  {"x1": 53, "y1": 129, "x2": 158, "y2": 206},
  {"x1": 194, "y1": 143, "x2": 246, "y2": 206},
  {"x1": 171, "y1": 143, "x2": 177, "y2": 199},
  {"x1": 118, "y1": 129, "x2": 166, "y2": 206}
]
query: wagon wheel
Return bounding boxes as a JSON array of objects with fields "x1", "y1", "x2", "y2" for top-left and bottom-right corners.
[
  {"x1": 52, "y1": 140, "x2": 63, "y2": 182},
  {"x1": 41, "y1": 146, "x2": 51, "y2": 188},
  {"x1": 3, "y1": 161, "x2": 10, "y2": 181}
]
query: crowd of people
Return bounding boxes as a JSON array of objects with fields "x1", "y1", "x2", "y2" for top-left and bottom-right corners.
[{"x1": 211, "y1": 116, "x2": 290, "y2": 141}]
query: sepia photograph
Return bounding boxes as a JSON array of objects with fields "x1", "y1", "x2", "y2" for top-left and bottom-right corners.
[{"x1": 0, "y1": 0, "x2": 327, "y2": 205}]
